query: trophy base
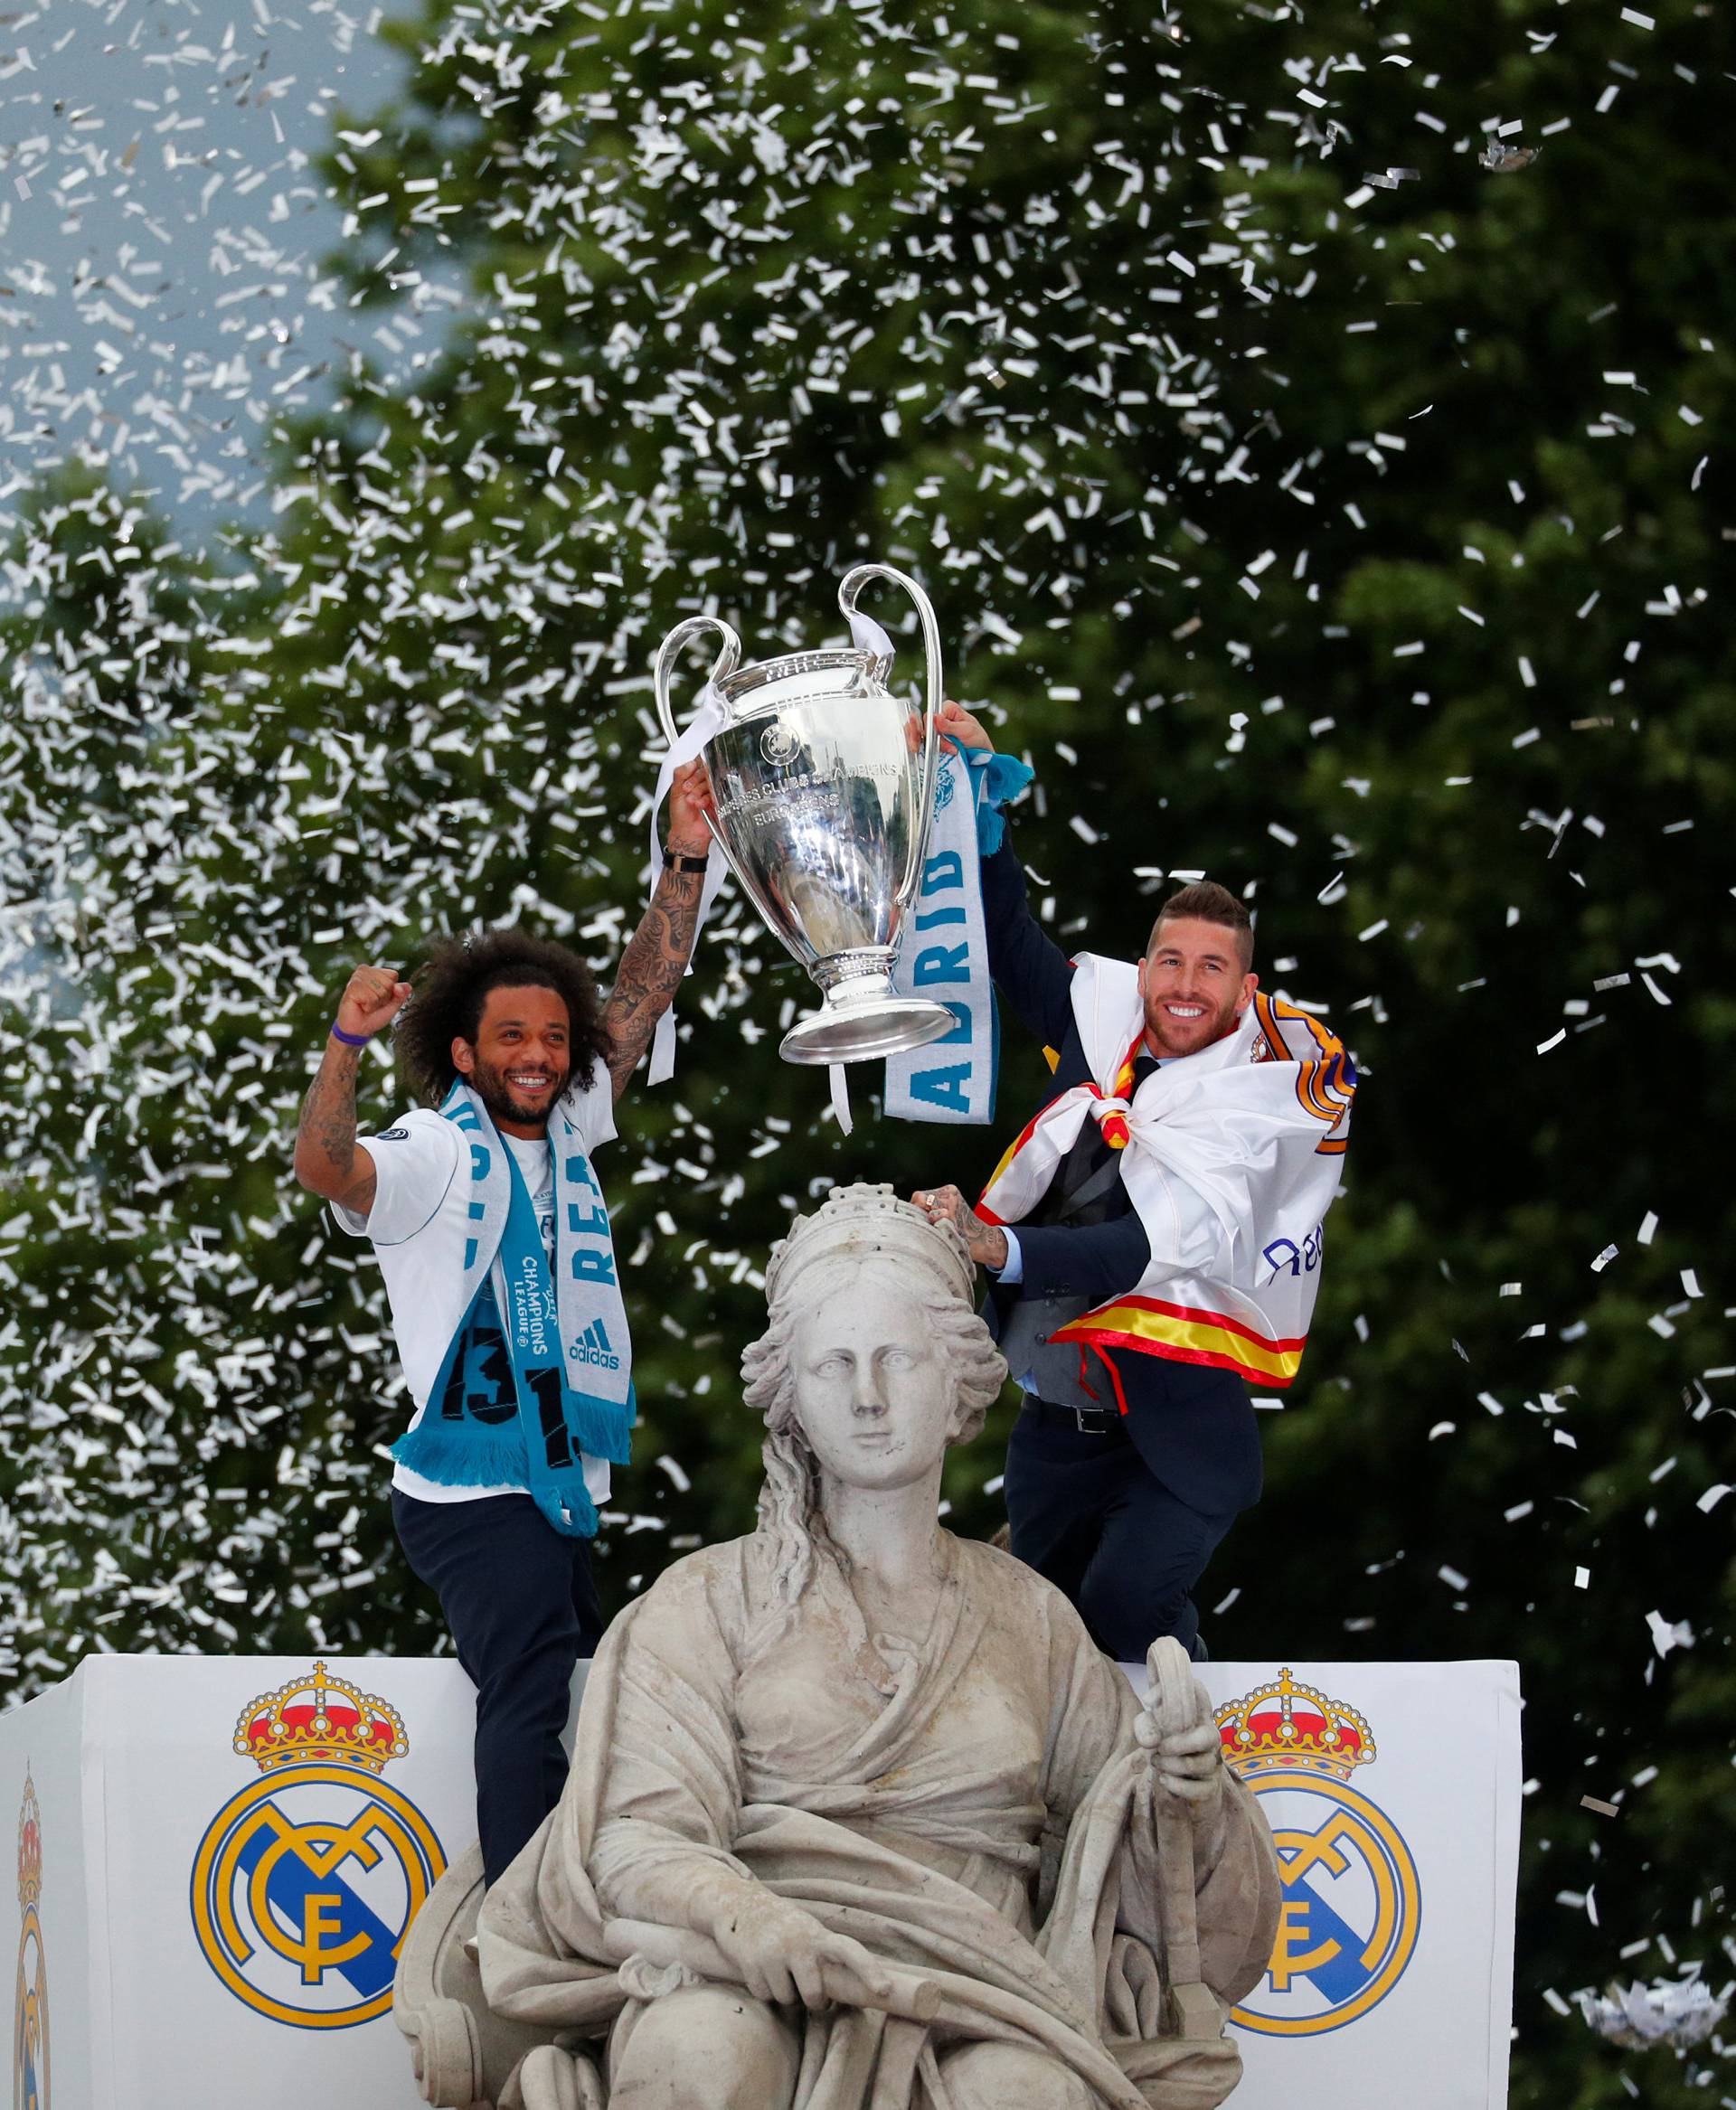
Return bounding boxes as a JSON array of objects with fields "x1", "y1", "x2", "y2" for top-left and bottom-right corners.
[{"x1": 780, "y1": 991, "x2": 956, "y2": 1066}]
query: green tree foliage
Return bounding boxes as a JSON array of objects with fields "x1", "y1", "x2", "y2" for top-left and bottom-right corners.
[{"x1": 2, "y1": 0, "x2": 1732, "y2": 2096}]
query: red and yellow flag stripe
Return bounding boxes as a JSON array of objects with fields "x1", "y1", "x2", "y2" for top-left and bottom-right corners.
[
  {"x1": 980, "y1": 1029, "x2": 1148, "y2": 1211},
  {"x1": 1054, "y1": 1296, "x2": 1307, "y2": 1387},
  {"x1": 978, "y1": 1094, "x2": 1065, "y2": 1217}
]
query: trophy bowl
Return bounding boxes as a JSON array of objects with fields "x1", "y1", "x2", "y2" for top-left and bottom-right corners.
[{"x1": 655, "y1": 566, "x2": 957, "y2": 1066}]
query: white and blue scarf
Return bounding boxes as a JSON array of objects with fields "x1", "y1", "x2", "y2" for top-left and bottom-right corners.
[
  {"x1": 390, "y1": 1080, "x2": 634, "y2": 1539},
  {"x1": 882, "y1": 746, "x2": 1030, "y2": 1126}
]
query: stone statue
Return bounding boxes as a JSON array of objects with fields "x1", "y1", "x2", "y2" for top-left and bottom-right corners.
[{"x1": 397, "y1": 1183, "x2": 1279, "y2": 2110}]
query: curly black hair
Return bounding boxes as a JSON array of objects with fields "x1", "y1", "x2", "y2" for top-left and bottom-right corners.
[{"x1": 392, "y1": 928, "x2": 611, "y2": 1106}]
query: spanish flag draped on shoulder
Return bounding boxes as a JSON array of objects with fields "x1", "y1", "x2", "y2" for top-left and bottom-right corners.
[{"x1": 976, "y1": 955, "x2": 1355, "y2": 1398}]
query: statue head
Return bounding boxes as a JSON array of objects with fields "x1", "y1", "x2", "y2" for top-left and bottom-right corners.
[{"x1": 741, "y1": 1183, "x2": 1007, "y2": 1604}]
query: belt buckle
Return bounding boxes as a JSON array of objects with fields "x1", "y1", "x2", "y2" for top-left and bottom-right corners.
[{"x1": 1072, "y1": 1405, "x2": 1109, "y2": 1436}]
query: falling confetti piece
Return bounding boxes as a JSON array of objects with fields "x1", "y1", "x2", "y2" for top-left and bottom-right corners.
[{"x1": 1645, "y1": 1610, "x2": 1694, "y2": 1657}]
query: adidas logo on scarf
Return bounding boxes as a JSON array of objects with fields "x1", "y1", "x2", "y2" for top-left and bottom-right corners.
[{"x1": 571, "y1": 1319, "x2": 621, "y2": 1371}]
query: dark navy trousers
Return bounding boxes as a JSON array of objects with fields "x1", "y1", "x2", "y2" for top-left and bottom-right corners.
[
  {"x1": 392, "y1": 1489, "x2": 604, "y2": 1888},
  {"x1": 1005, "y1": 1396, "x2": 1238, "y2": 1663}
]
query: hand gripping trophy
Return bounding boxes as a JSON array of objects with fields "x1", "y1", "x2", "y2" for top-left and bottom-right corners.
[{"x1": 653, "y1": 565, "x2": 958, "y2": 1066}]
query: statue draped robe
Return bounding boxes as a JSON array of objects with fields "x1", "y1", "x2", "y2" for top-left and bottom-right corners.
[{"x1": 476, "y1": 1533, "x2": 1280, "y2": 2109}]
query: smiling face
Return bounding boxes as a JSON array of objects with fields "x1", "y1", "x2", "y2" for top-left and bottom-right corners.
[
  {"x1": 451, "y1": 981, "x2": 572, "y2": 1136},
  {"x1": 1137, "y1": 916, "x2": 1259, "y2": 1060},
  {"x1": 788, "y1": 1259, "x2": 960, "y2": 1495}
]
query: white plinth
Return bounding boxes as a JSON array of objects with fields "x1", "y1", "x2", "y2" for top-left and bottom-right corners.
[
  {"x1": 0, "y1": 1653, "x2": 1517, "y2": 2108},
  {"x1": 1194, "y1": 1658, "x2": 1521, "y2": 2109}
]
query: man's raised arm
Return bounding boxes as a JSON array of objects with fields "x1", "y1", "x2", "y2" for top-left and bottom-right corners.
[
  {"x1": 935, "y1": 701, "x2": 1074, "y2": 1051},
  {"x1": 292, "y1": 965, "x2": 411, "y2": 1216},
  {"x1": 601, "y1": 756, "x2": 716, "y2": 1099}
]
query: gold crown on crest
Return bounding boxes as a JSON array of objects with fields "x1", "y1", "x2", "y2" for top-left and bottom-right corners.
[
  {"x1": 766, "y1": 1182, "x2": 976, "y2": 1310},
  {"x1": 17, "y1": 1769, "x2": 41, "y2": 1907},
  {"x1": 233, "y1": 1663, "x2": 408, "y2": 1776},
  {"x1": 1214, "y1": 1667, "x2": 1376, "y2": 1781}
]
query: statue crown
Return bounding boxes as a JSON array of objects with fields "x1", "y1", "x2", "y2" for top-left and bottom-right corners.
[{"x1": 766, "y1": 1182, "x2": 976, "y2": 1312}]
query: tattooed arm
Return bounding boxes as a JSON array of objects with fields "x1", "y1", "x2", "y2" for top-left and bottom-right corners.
[
  {"x1": 603, "y1": 758, "x2": 717, "y2": 1100},
  {"x1": 910, "y1": 1182, "x2": 1010, "y2": 1271},
  {"x1": 293, "y1": 964, "x2": 410, "y2": 1213}
]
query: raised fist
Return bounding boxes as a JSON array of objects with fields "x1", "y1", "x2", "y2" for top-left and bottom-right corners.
[{"x1": 335, "y1": 963, "x2": 412, "y2": 1042}]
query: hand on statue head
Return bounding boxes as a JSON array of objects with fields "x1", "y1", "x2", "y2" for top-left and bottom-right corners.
[
  {"x1": 665, "y1": 756, "x2": 718, "y2": 857},
  {"x1": 911, "y1": 1184, "x2": 1009, "y2": 1272},
  {"x1": 335, "y1": 963, "x2": 412, "y2": 1041},
  {"x1": 1134, "y1": 1671, "x2": 1226, "y2": 1818},
  {"x1": 933, "y1": 698, "x2": 995, "y2": 756},
  {"x1": 706, "y1": 1890, "x2": 895, "y2": 2012}
]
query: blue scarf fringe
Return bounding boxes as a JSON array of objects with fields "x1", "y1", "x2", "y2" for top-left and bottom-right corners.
[
  {"x1": 390, "y1": 1384, "x2": 635, "y2": 1490},
  {"x1": 567, "y1": 1382, "x2": 637, "y2": 1467},
  {"x1": 966, "y1": 747, "x2": 1035, "y2": 855},
  {"x1": 390, "y1": 1417, "x2": 528, "y2": 1490}
]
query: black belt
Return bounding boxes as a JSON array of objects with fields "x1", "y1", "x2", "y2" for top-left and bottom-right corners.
[{"x1": 1023, "y1": 1396, "x2": 1125, "y2": 1438}]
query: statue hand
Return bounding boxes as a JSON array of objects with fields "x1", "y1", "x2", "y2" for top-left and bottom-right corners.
[
  {"x1": 707, "y1": 1893, "x2": 894, "y2": 2012},
  {"x1": 1134, "y1": 1676, "x2": 1226, "y2": 1819}
]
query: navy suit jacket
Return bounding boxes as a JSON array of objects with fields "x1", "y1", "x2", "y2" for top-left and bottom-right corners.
[{"x1": 979, "y1": 835, "x2": 1262, "y2": 1516}]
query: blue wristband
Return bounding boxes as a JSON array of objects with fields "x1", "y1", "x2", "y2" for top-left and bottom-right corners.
[{"x1": 330, "y1": 1023, "x2": 372, "y2": 1049}]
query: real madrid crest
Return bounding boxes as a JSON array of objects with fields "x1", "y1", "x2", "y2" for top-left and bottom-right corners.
[
  {"x1": 188, "y1": 1664, "x2": 446, "y2": 2030},
  {"x1": 1216, "y1": 1669, "x2": 1421, "y2": 2037},
  {"x1": 14, "y1": 1772, "x2": 46, "y2": 2110}
]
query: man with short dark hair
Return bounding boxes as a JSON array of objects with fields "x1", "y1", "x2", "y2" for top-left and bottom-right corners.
[
  {"x1": 293, "y1": 760, "x2": 715, "y2": 1884},
  {"x1": 915, "y1": 705, "x2": 1354, "y2": 1663}
]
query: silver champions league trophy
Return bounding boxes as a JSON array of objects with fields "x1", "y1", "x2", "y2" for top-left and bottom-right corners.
[{"x1": 654, "y1": 564, "x2": 956, "y2": 1066}]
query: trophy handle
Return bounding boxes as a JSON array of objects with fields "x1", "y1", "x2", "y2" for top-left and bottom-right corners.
[
  {"x1": 837, "y1": 563, "x2": 943, "y2": 903},
  {"x1": 653, "y1": 616, "x2": 741, "y2": 751}
]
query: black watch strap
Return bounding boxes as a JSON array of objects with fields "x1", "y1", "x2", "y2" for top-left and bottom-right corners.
[{"x1": 663, "y1": 849, "x2": 710, "y2": 873}]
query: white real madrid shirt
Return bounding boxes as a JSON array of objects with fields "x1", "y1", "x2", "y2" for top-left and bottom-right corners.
[{"x1": 332, "y1": 1066, "x2": 617, "y2": 1510}]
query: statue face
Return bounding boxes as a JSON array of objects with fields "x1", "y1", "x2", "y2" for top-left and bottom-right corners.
[{"x1": 788, "y1": 1261, "x2": 958, "y2": 1492}]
